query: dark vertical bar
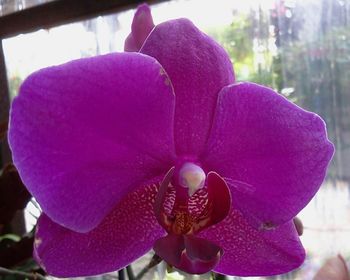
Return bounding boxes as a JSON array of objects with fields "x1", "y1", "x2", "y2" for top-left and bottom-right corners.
[
  {"x1": 0, "y1": 39, "x2": 11, "y2": 168},
  {"x1": 0, "y1": 40, "x2": 26, "y2": 235},
  {"x1": 118, "y1": 269, "x2": 125, "y2": 280}
]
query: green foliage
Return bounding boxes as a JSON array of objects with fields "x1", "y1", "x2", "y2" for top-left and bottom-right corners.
[
  {"x1": 207, "y1": 12, "x2": 255, "y2": 81},
  {"x1": 9, "y1": 76, "x2": 22, "y2": 99},
  {"x1": 206, "y1": 10, "x2": 276, "y2": 87},
  {"x1": 0, "y1": 234, "x2": 20, "y2": 243}
]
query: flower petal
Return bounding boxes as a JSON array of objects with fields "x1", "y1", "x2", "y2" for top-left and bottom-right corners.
[
  {"x1": 154, "y1": 166, "x2": 175, "y2": 232},
  {"x1": 141, "y1": 19, "x2": 235, "y2": 156},
  {"x1": 199, "y1": 207, "x2": 305, "y2": 276},
  {"x1": 34, "y1": 183, "x2": 165, "y2": 277},
  {"x1": 202, "y1": 82, "x2": 334, "y2": 229},
  {"x1": 204, "y1": 172, "x2": 231, "y2": 229},
  {"x1": 124, "y1": 4, "x2": 155, "y2": 52},
  {"x1": 9, "y1": 53, "x2": 176, "y2": 232},
  {"x1": 314, "y1": 255, "x2": 350, "y2": 280},
  {"x1": 187, "y1": 172, "x2": 231, "y2": 234}
]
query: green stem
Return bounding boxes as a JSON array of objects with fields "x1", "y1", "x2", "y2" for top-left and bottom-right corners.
[
  {"x1": 126, "y1": 265, "x2": 135, "y2": 280},
  {"x1": 0, "y1": 266, "x2": 46, "y2": 280}
]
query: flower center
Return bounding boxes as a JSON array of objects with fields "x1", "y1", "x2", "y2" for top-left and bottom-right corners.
[
  {"x1": 178, "y1": 162, "x2": 206, "y2": 196},
  {"x1": 154, "y1": 163, "x2": 231, "y2": 235},
  {"x1": 152, "y1": 165, "x2": 231, "y2": 274}
]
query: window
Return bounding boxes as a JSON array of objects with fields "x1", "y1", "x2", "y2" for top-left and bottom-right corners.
[{"x1": 1, "y1": 0, "x2": 349, "y2": 279}]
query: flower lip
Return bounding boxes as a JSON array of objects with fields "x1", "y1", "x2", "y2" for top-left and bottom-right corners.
[{"x1": 154, "y1": 234, "x2": 223, "y2": 275}]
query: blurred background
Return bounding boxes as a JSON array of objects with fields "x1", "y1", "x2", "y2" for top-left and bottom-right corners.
[{"x1": 0, "y1": 0, "x2": 349, "y2": 279}]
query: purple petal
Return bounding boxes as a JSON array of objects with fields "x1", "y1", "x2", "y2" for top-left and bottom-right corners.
[
  {"x1": 199, "y1": 207, "x2": 305, "y2": 276},
  {"x1": 188, "y1": 172, "x2": 231, "y2": 234},
  {"x1": 34, "y1": 183, "x2": 165, "y2": 277},
  {"x1": 201, "y1": 82, "x2": 334, "y2": 229},
  {"x1": 154, "y1": 167, "x2": 175, "y2": 232},
  {"x1": 124, "y1": 4, "x2": 155, "y2": 52},
  {"x1": 141, "y1": 19, "x2": 235, "y2": 156},
  {"x1": 204, "y1": 172, "x2": 231, "y2": 229},
  {"x1": 9, "y1": 53, "x2": 176, "y2": 232}
]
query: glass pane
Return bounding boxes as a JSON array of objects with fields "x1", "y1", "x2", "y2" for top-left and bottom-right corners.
[{"x1": 3, "y1": 0, "x2": 350, "y2": 279}]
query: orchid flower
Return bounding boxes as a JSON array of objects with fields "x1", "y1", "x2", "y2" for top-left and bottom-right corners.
[{"x1": 8, "y1": 4, "x2": 334, "y2": 278}]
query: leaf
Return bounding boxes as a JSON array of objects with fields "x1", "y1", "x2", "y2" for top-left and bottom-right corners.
[
  {"x1": 0, "y1": 234, "x2": 34, "y2": 268},
  {"x1": 0, "y1": 234, "x2": 21, "y2": 242}
]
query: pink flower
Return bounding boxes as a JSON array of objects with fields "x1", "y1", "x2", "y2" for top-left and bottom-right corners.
[
  {"x1": 8, "y1": 5, "x2": 334, "y2": 278},
  {"x1": 314, "y1": 255, "x2": 350, "y2": 280}
]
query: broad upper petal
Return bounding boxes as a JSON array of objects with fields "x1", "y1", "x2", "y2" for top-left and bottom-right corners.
[
  {"x1": 199, "y1": 207, "x2": 305, "y2": 276},
  {"x1": 124, "y1": 4, "x2": 155, "y2": 52},
  {"x1": 141, "y1": 19, "x2": 235, "y2": 156},
  {"x1": 201, "y1": 82, "x2": 334, "y2": 229},
  {"x1": 9, "y1": 53, "x2": 176, "y2": 232},
  {"x1": 34, "y1": 183, "x2": 165, "y2": 277}
]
